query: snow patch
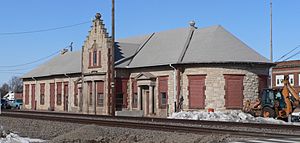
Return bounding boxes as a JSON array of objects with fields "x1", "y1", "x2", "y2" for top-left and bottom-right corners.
[
  {"x1": 170, "y1": 110, "x2": 300, "y2": 125},
  {"x1": 0, "y1": 133, "x2": 46, "y2": 143}
]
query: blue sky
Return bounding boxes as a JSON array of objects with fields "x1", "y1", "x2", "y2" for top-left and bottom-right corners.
[{"x1": 0, "y1": 0, "x2": 299, "y2": 84}]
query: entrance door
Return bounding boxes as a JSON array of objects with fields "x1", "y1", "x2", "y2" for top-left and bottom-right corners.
[
  {"x1": 116, "y1": 93, "x2": 123, "y2": 111},
  {"x1": 31, "y1": 84, "x2": 36, "y2": 110},
  {"x1": 145, "y1": 90, "x2": 149, "y2": 115},
  {"x1": 224, "y1": 75, "x2": 244, "y2": 109},
  {"x1": 50, "y1": 83, "x2": 55, "y2": 110},
  {"x1": 64, "y1": 83, "x2": 68, "y2": 111}
]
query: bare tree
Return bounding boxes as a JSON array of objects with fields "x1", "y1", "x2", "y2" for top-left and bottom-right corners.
[
  {"x1": 8, "y1": 76, "x2": 23, "y2": 93},
  {"x1": 0, "y1": 83, "x2": 10, "y2": 98}
]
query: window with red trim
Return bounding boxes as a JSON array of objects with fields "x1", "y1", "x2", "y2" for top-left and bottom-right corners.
[
  {"x1": 96, "y1": 81, "x2": 104, "y2": 107},
  {"x1": 40, "y1": 83, "x2": 45, "y2": 105},
  {"x1": 25, "y1": 84, "x2": 29, "y2": 105},
  {"x1": 88, "y1": 49, "x2": 101, "y2": 68},
  {"x1": 158, "y1": 76, "x2": 168, "y2": 109},
  {"x1": 57, "y1": 82, "x2": 62, "y2": 105}
]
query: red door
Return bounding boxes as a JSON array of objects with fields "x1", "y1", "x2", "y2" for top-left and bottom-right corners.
[
  {"x1": 50, "y1": 83, "x2": 55, "y2": 110},
  {"x1": 64, "y1": 83, "x2": 68, "y2": 111},
  {"x1": 188, "y1": 75, "x2": 206, "y2": 109},
  {"x1": 31, "y1": 84, "x2": 36, "y2": 110},
  {"x1": 224, "y1": 75, "x2": 244, "y2": 109}
]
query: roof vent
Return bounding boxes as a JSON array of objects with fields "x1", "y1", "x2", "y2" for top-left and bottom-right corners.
[{"x1": 189, "y1": 20, "x2": 196, "y2": 28}]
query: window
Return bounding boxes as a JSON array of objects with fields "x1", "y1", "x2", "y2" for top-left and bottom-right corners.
[
  {"x1": 158, "y1": 76, "x2": 168, "y2": 109},
  {"x1": 25, "y1": 84, "x2": 29, "y2": 105},
  {"x1": 74, "y1": 82, "x2": 78, "y2": 106},
  {"x1": 96, "y1": 81, "x2": 104, "y2": 107},
  {"x1": 40, "y1": 83, "x2": 45, "y2": 105},
  {"x1": 57, "y1": 82, "x2": 62, "y2": 105},
  {"x1": 93, "y1": 50, "x2": 97, "y2": 66},
  {"x1": 160, "y1": 92, "x2": 167, "y2": 107},
  {"x1": 97, "y1": 93, "x2": 104, "y2": 107},
  {"x1": 89, "y1": 49, "x2": 101, "y2": 68},
  {"x1": 299, "y1": 74, "x2": 300, "y2": 86},
  {"x1": 275, "y1": 75, "x2": 284, "y2": 87},
  {"x1": 133, "y1": 93, "x2": 138, "y2": 108},
  {"x1": 289, "y1": 74, "x2": 294, "y2": 86}
]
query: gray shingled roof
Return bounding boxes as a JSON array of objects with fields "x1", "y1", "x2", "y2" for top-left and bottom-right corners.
[
  {"x1": 128, "y1": 28, "x2": 191, "y2": 68},
  {"x1": 181, "y1": 26, "x2": 269, "y2": 64},
  {"x1": 117, "y1": 25, "x2": 270, "y2": 68},
  {"x1": 23, "y1": 25, "x2": 271, "y2": 78},
  {"x1": 22, "y1": 51, "x2": 81, "y2": 78}
]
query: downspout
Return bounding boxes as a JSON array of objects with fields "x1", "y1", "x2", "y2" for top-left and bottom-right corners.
[
  {"x1": 64, "y1": 74, "x2": 71, "y2": 112},
  {"x1": 169, "y1": 64, "x2": 177, "y2": 113}
]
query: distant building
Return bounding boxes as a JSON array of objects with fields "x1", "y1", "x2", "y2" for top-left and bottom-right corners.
[
  {"x1": 3, "y1": 91, "x2": 22, "y2": 100},
  {"x1": 22, "y1": 13, "x2": 272, "y2": 117},
  {"x1": 3, "y1": 91, "x2": 15, "y2": 100},
  {"x1": 272, "y1": 60, "x2": 300, "y2": 95}
]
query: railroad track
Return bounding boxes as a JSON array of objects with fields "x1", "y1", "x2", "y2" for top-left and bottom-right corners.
[{"x1": 1, "y1": 110, "x2": 300, "y2": 139}]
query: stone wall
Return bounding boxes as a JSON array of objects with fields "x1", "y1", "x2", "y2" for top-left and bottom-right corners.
[
  {"x1": 23, "y1": 75, "x2": 81, "y2": 112},
  {"x1": 182, "y1": 65, "x2": 268, "y2": 111}
]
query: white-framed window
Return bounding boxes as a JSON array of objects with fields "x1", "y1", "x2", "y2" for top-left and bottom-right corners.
[
  {"x1": 289, "y1": 74, "x2": 294, "y2": 86},
  {"x1": 275, "y1": 75, "x2": 284, "y2": 87},
  {"x1": 299, "y1": 74, "x2": 300, "y2": 86}
]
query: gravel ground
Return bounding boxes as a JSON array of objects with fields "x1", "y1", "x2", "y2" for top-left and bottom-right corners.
[
  {"x1": 0, "y1": 116, "x2": 246, "y2": 143},
  {"x1": 0, "y1": 116, "x2": 83, "y2": 140}
]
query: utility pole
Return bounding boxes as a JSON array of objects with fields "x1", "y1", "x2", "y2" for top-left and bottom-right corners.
[
  {"x1": 110, "y1": 0, "x2": 116, "y2": 116},
  {"x1": 270, "y1": 0, "x2": 273, "y2": 62},
  {"x1": 269, "y1": 0, "x2": 273, "y2": 88}
]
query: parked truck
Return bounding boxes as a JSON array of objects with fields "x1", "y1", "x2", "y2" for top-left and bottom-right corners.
[{"x1": 243, "y1": 75, "x2": 299, "y2": 121}]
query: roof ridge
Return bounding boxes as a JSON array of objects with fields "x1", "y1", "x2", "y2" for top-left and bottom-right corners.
[
  {"x1": 177, "y1": 26, "x2": 196, "y2": 63},
  {"x1": 126, "y1": 33, "x2": 155, "y2": 66}
]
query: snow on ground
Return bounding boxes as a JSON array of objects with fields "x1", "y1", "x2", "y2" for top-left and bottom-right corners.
[
  {"x1": 170, "y1": 110, "x2": 300, "y2": 125},
  {"x1": 0, "y1": 133, "x2": 46, "y2": 143}
]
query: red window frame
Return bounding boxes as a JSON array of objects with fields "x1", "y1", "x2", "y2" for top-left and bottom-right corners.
[
  {"x1": 25, "y1": 84, "x2": 29, "y2": 105},
  {"x1": 158, "y1": 76, "x2": 168, "y2": 109}
]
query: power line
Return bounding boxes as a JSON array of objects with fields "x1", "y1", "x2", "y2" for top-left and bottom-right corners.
[
  {"x1": 0, "y1": 49, "x2": 61, "y2": 68},
  {"x1": 0, "y1": 72, "x2": 24, "y2": 75},
  {"x1": 282, "y1": 50, "x2": 300, "y2": 61},
  {"x1": 276, "y1": 45, "x2": 300, "y2": 62},
  {"x1": 0, "y1": 21, "x2": 91, "y2": 35}
]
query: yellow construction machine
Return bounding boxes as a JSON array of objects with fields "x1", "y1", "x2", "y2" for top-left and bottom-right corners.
[{"x1": 243, "y1": 75, "x2": 300, "y2": 121}]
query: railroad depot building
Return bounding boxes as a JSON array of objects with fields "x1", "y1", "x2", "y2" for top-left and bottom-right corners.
[{"x1": 22, "y1": 13, "x2": 272, "y2": 117}]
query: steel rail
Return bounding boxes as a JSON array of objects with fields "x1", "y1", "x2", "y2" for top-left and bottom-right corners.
[
  {"x1": 1, "y1": 110, "x2": 300, "y2": 139},
  {"x1": 3, "y1": 110, "x2": 300, "y2": 131}
]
